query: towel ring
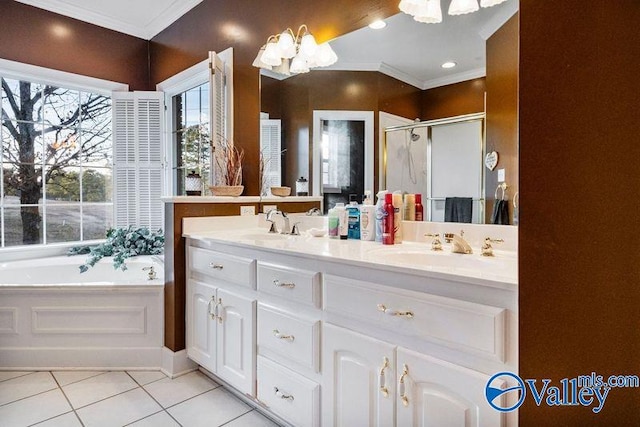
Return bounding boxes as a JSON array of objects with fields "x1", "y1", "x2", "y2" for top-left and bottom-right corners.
[
  {"x1": 495, "y1": 183, "x2": 508, "y2": 201},
  {"x1": 513, "y1": 191, "x2": 519, "y2": 209}
]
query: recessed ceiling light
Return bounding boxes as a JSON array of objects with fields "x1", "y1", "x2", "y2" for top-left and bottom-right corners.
[
  {"x1": 369, "y1": 20, "x2": 387, "y2": 30},
  {"x1": 441, "y1": 61, "x2": 457, "y2": 69}
]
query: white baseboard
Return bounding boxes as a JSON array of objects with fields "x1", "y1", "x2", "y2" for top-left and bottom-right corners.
[
  {"x1": 160, "y1": 347, "x2": 198, "y2": 378},
  {"x1": 0, "y1": 347, "x2": 162, "y2": 370}
]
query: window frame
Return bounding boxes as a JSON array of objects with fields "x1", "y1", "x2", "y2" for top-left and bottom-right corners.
[
  {"x1": 0, "y1": 58, "x2": 128, "y2": 258},
  {"x1": 157, "y1": 48, "x2": 234, "y2": 196}
]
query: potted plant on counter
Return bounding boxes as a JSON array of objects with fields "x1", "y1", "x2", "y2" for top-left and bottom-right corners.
[{"x1": 210, "y1": 136, "x2": 245, "y2": 196}]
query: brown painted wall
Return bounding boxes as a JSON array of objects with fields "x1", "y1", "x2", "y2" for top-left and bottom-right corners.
[
  {"x1": 0, "y1": 0, "x2": 149, "y2": 90},
  {"x1": 421, "y1": 78, "x2": 486, "y2": 121},
  {"x1": 485, "y1": 14, "x2": 519, "y2": 223},
  {"x1": 260, "y1": 71, "x2": 421, "y2": 190},
  {"x1": 519, "y1": 1, "x2": 640, "y2": 424},
  {"x1": 150, "y1": 0, "x2": 401, "y2": 195}
]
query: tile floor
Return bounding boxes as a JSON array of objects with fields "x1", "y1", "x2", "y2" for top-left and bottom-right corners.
[{"x1": 0, "y1": 370, "x2": 280, "y2": 427}]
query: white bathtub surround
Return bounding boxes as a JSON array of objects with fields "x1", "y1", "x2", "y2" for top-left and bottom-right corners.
[
  {"x1": 0, "y1": 256, "x2": 164, "y2": 370},
  {"x1": 0, "y1": 370, "x2": 278, "y2": 426}
]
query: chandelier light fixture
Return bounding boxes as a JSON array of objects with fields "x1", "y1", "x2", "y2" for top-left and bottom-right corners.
[
  {"x1": 399, "y1": 0, "x2": 509, "y2": 23},
  {"x1": 252, "y1": 25, "x2": 338, "y2": 75}
]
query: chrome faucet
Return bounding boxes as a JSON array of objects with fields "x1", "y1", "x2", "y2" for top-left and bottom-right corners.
[
  {"x1": 451, "y1": 230, "x2": 473, "y2": 254},
  {"x1": 266, "y1": 209, "x2": 291, "y2": 234}
]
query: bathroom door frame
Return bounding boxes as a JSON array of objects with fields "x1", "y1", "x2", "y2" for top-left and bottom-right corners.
[{"x1": 311, "y1": 110, "x2": 375, "y2": 197}]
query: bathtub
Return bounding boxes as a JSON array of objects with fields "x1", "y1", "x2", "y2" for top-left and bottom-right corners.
[{"x1": 0, "y1": 255, "x2": 164, "y2": 370}]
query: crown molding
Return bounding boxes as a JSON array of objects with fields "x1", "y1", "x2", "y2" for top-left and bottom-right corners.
[
  {"x1": 421, "y1": 67, "x2": 486, "y2": 90},
  {"x1": 15, "y1": 0, "x2": 203, "y2": 39}
]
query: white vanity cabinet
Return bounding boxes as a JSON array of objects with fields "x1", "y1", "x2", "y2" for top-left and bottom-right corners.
[{"x1": 186, "y1": 246, "x2": 257, "y2": 396}]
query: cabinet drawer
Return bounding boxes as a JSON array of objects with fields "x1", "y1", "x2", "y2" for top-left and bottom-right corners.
[
  {"x1": 257, "y1": 262, "x2": 321, "y2": 307},
  {"x1": 189, "y1": 246, "x2": 256, "y2": 288},
  {"x1": 257, "y1": 304, "x2": 320, "y2": 372},
  {"x1": 257, "y1": 356, "x2": 320, "y2": 427},
  {"x1": 324, "y1": 275, "x2": 506, "y2": 362}
]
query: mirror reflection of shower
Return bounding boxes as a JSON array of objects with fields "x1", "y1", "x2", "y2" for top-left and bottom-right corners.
[
  {"x1": 385, "y1": 120, "x2": 428, "y2": 195},
  {"x1": 406, "y1": 120, "x2": 422, "y2": 185}
]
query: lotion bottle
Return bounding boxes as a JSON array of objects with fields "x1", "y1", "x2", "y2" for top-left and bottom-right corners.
[
  {"x1": 360, "y1": 190, "x2": 376, "y2": 241},
  {"x1": 415, "y1": 194, "x2": 424, "y2": 221},
  {"x1": 382, "y1": 193, "x2": 395, "y2": 245},
  {"x1": 335, "y1": 203, "x2": 348, "y2": 240},
  {"x1": 392, "y1": 192, "x2": 403, "y2": 243},
  {"x1": 328, "y1": 206, "x2": 339, "y2": 238},
  {"x1": 375, "y1": 190, "x2": 388, "y2": 243}
]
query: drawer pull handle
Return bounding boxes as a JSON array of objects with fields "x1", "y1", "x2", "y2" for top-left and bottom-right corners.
[
  {"x1": 272, "y1": 329, "x2": 295, "y2": 342},
  {"x1": 399, "y1": 364, "x2": 409, "y2": 407},
  {"x1": 379, "y1": 356, "x2": 390, "y2": 398},
  {"x1": 377, "y1": 304, "x2": 414, "y2": 318},
  {"x1": 273, "y1": 279, "x2": 295, "y2": 289},
  {"x1": 207, "y1": 296, "x2": 216, "y2": 320},
  {"x1": 209, "y1": 263, "x2": 224, "y2": 270},
  {"x1": 274, "y1": 387, "x2": 294, "y2": 401}
]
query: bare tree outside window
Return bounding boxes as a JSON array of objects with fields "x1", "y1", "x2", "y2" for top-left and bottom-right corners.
[{"x1": 1, "y1": 77, "x2": 112, "y2": 246}]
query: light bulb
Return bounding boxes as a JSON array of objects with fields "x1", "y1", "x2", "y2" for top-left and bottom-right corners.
[
  {"x1": 300, "y1": 33, "x2": 319, "y2": 57},
  {"x1": 277, "y1": 31, "x2": 296, "y2": 59},
  {"x1": 413, "y1": 0, "x2": 442, "y2": 24},
  {"x1": 315, "y1": 43, "x2": 338, "y2": 67},
  {"x1": 448, "y1": 0, "x2": 479, "y2": 15},
  {"x1": 261, "y1": 41, "x2": 282, "y2": 66},
  {"x1": 290, "y1": 54, "x2": 310, "y2": 74},
  {"x1": 399, "y1": 0, "x2": 423, "y2": 16}
]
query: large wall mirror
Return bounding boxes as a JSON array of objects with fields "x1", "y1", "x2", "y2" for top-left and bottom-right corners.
[{"x1": 259, "y1": 1, "x2": 519, "y2": 225}]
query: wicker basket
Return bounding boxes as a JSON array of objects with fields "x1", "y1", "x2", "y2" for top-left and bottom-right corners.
[
  {"x1": 270, "y1": 186, "x2": 291, "y2": 197},
  {"x1": 209, "y1": 185, "x2": 244, "y2": 197}
]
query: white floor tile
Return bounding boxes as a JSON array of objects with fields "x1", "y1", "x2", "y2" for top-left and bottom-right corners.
[
  {"x1": 144, "y1": 370, "x2": 218, "y2": 408},
  {"x1": 0, "y1": 371, "x2": 31, "y2": 382},
  {"x1": 127, "y1": 410, "x2": 180, "y2": 426},
  {"x1": 168, "y1": 388, "x2": 250, "y2": 427},
  {"x1": 127, "y1": 370, "x2": 167, "y2": 386},
  {"x1": 62, "y1": 371, "x2": 138, "y2": 409},
  {"x1": 223, "y1": 410, "x2": 280, "y2": 427},
  {"x1": 76, "y1": 388, "x2": 162, "y2": 427},
  {"x1": 34, "y1": 411, "x2": 83, "y2": 426},
  {"x1": 52, "y1": 371, "x2": 105, "y2": 387},
  {"x1": 0, "y1": 371, "x2": 58, "y2": 406},
  {"x1": 0, "y1": 389, "x2": 71, "y2": 427}
]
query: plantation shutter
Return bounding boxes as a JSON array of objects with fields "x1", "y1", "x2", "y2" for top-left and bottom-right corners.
[
  {"x1": 112, "y1": 91, "x2": 164, "y2": 230},
  {"x1": 260, "y1": 119, "x2": 282, "y2": 191},
  {"x1": 209, "y1": 51, "x2": 226, "y2": 186}
]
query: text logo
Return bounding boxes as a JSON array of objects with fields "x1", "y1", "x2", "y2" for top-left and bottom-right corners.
[{"x1": 485, "y1": 372, "x2": 526, "y2": 412}]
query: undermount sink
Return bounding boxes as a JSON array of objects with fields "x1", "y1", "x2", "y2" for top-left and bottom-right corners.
[{"x1": 365, "y1": 246, "x2": 517, "y2": 276}]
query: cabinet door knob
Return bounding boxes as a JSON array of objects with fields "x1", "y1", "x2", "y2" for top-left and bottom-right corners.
[
  {"x1": 272, "y1": 329, "x2": 295, "y2": 342},
  {"x1": 273, "y1": 279, "x2": 295, "y2": 289},
  {"x1": 399, "y1": 364, "x2": 410, "y2": 407},
  {"x1": 377, "y1": 304, "x2": 414, "y2": 318},
  {"x1": 379, "y1": 356, "x2": 390, "y2": 398},
  {"x1": 274, "y1": 386, "x2": 294, "y2": 401},
  {"x1": 209, "y1": 263, "x2": 224, "y2": 270}
]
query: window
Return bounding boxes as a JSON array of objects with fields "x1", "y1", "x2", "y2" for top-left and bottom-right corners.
[
  {"x1": 158, "y1": 50, "x2": 233, "y2": 195},
  {"x1": 1, "y1": 76, "x2": 113, "y2": 247},
  {"x1": 173, "y1": 82, "x2": 210, "y2": 195}
]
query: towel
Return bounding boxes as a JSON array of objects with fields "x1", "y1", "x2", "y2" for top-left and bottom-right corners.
[
  {"x1": 444, "y1": 197, "x2": 473, "y2": 223},
  {"x1": 491, "y1": 199, "x2": 510, "y2": 225}
]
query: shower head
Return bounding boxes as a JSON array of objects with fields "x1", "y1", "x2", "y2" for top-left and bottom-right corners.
[{"x1": 409, "y1": 128, "x2": 420, "y2": 142}]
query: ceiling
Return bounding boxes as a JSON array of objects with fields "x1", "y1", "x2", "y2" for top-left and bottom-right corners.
[
  {"x1": 17, "y1": 0, "x2": 518, "y2": 88},
  {"x1": 14, "y1": 0, "x2": 204, "y2": 39},
  {"x1": 324, "y1": 1, "x2": 519, "y2": 89}
]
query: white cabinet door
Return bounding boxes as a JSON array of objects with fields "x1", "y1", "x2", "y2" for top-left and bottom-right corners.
[
  {"x1": 396, "y1": 347, "x2": 503, "y2": 427},
  {"x1": 186, "y1": 280, "x2": 217, "y2": 372},
  {"x1": 322, "y1": 323, "x2": 395, "y2": 427},
  {"x1": 216, "y1": 287, "x2": 256, "y2": 396}
]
